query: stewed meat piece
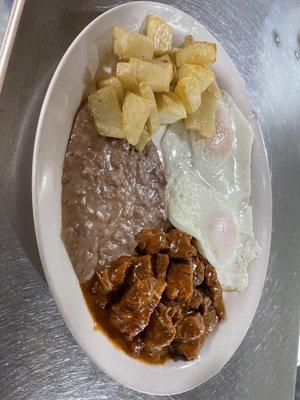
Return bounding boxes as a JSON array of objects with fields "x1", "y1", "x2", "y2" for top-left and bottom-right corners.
[
  {"x1": 175, "y1": 313, "x2": 205, "y2": 341},
  {"x1": 204, "y1": 264, "x2": 226, "y2": 320},
  {"x1": 201, "y1": 295, "x2": 219, "y2": 335},
  {"x1": 144, "y1": 304, "x2": 178, "y2": 352},
  {"x1": 111, "y1": 278, "x2": 166, "y2": 339},
  {"x1": 172, "y1": 313, "x2": 206, "y2": 360},
  {"x1": 166, "y1": 230, "x2": 197, "y2": 260},
  {"x1": 184, "y1": 288, "x2": 203, "y2": 311},
  {"x1": 128, "y1": 255, "x2": 153, "y2": 284},
  {"x1": 154, "y1": 253, "x2": 169, "y2": 280},
  {"x1": 137, "y1": 229, "x2": 168, "y2": 255},
  {"x1": 191, "y1": 257, "x2": 205, "y2": 286},
  {"x1": 165, "y1": 262, "x2": 193, "y2": 302},
  {"x1": 89, "y1": 256, "x2": 133, "y2": 307},
  {"x1": 106, "y1": 256, "x2": 133, "y2": 289}
]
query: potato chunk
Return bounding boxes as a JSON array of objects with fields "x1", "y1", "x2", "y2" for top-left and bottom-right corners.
[
  {"x1": 139, "y1": 82, "x2": 160, "y2": 134},
  {"x1": 116, "y1": 62, "x2": 139, "y2": 93},
  {"x1": 96, "y1": 76, "x2": 125, "y2": 105},
  {"x1": 175, "y1": 74, "x2": 205, "y2": 114},
  {"x1": 113, "y1": 26, "x2": 153, "y2": 60},
  {"x1": 146, "y1": 15, "x2": 173, "y2": 56},
  {"x1": 178, "y1": 64, "x2": 215, "y2": 90},
  {"x1": 88, "y1": 87, "x2": 124, "y2": 138},
  {"x1": 185, "y1": 89, "x2": 217, "y2": 138},
  {"x1": 122, "y1": 92, "x2": 152, "y2": 145},
  {"x1": 130, "y1": 57, "x2": 173, "y2": 92},
  {"x1": 152, "y1": 54, "x2": 172, "y2": 64},
  {"x1": 176, "y1": 42, "x2": 217, "y2": 66},
  {"x1": 135, "y1": 129, "x2": 152, "y2": 151},
  {"x1": 156, "y1": 92, "x2": 187, "y2": 125}
]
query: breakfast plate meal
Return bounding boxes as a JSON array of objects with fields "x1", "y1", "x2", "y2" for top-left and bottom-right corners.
[{"x1": 32, "y1": 1, "x2": 272, "y2": 395}]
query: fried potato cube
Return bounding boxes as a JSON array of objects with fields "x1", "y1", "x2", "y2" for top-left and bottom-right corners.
[
  {"x1": 178, "y1": 64, "x2": 215, "y2": 89},
  {"x1": 156, "y1": 91, "x2": 187, "y2": 125},
  {"x1": 96, "y1": 76, "x2": 125, "y2": 105},
  {"x1": 151, "y1": 54, "x2": 178, "y2": 85},
  {"x1": 116, "y1": 62, "x2": 139, "y2": 93},
  {"x1": 139, "y1": 82, "x2": 160, "y2": 134},
  {"x1": 176, "y1": 42, "x2": 217, "y2": 66},
  {"x1": 122, "y1": 92, "x2": 152, "y2": 146},
  {"x1": 185, "y1": 89, "x2": 217, "y2": 138},
  {"x1": 88, "y1": 87, "x2": 124, "y2": 138},
  {"x1": 175, "y1": 74, "x2": 205, "y2": 114},
  {"x1": 113, "y1": 26, "x2": 153, "y2": 60},
  {"x1": 135, "y1": 129, "x2": 152, "y2": 151},
  {"x1": 130, "y1": 57, "x2": 173, "y2": 92},
  {"x1": 146, "y1": 15, "x2": 173, "y2": 56},
  {"x1": 152, "y1": 54, "x2": 172, "y2": 64}
]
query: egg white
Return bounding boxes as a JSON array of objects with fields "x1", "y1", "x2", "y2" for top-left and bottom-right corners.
[{"x1": 161, "y1": 91, "x2": 260, "y2": 291}]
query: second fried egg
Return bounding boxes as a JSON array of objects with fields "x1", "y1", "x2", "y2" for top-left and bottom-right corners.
[{"x1": 161, "y1": 91, "x2": 260, "y2": 291}]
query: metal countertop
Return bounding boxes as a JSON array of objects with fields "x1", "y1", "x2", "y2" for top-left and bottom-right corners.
[{"x1": 0, "y1": 1, "x2": 300, "y2": 399}]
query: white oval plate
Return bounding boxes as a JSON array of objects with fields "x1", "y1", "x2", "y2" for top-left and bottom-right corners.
[{"x1": 32, "y1": 1, "x2": 272, "y2": 395}]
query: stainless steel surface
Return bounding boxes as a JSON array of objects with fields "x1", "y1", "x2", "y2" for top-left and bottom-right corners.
[
  {"x1": 0, "y1": 1, "x2": 299, "y2": 399},
  {"x1": 0, "y1": 0, "x2": 25, "y2": 92}
]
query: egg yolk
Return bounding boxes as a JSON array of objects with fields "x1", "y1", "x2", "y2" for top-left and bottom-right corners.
[
  {"x1": 202, "y1": 101, "x2": 234, "y2": 164},
  {"x1": 206, "y1": 209, "x2": 237, "y2": 266}
]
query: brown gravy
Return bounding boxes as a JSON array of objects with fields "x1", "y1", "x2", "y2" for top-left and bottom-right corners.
[
  {"x1": 81, "y1": 277, "x2": 169, "y2": 364},
  {"x1": 80, "y1": 229, "x2": 226, "y2": 365}
]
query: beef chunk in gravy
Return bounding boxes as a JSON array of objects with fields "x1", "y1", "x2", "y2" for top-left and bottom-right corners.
[
  {"x1": 191, "y1": 257, "x2": 205, "y2": 286},
  {"x1": 204, "y1": 264, "x2": 226, "y2": 320},
  {"x1": 81, "y1": 227, "x2": 226, "y2": 364},
  {"x1": 172, "y1": 313, "x2": 206, "y2": 360},
  {"x1": 165, "y1": 262, "x2": 194, "y2": 302},
  {"x1": 144, "y1": 304, "x2": 178, "y2": 352},
  {"x1": 167, "y1": 230, "x2": 197, "y2": 260},
  {"x1": 137, "y1": 229, "x2": 169, "y2": 255},
  {"x1": 111, "y1": 278, "x2": 166, "y2": 340},
  {"x1": 154, "y1": 253, "x2": 169, "y2": 280}
]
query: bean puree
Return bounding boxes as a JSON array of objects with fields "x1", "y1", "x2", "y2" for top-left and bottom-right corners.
[{"x1": 62, "y1": 103, "x2": 167, "y2": 282}]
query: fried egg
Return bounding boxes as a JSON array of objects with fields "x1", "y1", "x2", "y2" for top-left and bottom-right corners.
[{"x1": 161, "y1": 91, "x2": 260, "y2": 291}]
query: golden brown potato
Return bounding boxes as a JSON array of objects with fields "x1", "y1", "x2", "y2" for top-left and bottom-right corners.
[
  {"x1": 122, "y1": 92, "x2": 152, "y2": 146},
  {"x1": 135, "y1": 128, "x2": 152, "y2": 151},
  {"x1": 178, "y1": 64, "x2": 215, "y2": 87},
  {"x1": 146, "y1": 15, "x2": 173, "y2": 56},
  {"x1": 139, "y1": 82, "x2": 160, "y2": 134},
  {"x1": 88, "y1": 87, "x2": 124, "y2": 138},
  {"x1": 151, "y1": 54, "x2": 178, "y2": 85},
  {"x1": 130, "y1": 57, "x2": 173, "y2": 92},
  {"x1": 175, "y1": 74, "x2": 204, "y2": 114},
  {"x1": 116, "y1": 62, "x2": 139, "y2": 93},
  {"x1": 185, "y1": 89, "x2": 217, "y2": 138},
  {"x1": 156, "y1": 91, "x2": 187, "y2": 125},
  {"x1": 176, "y1": 42, "x2": 217, "y2": 66},
  {"x1": 96, "y1": 76, "x2": 125, "y2": 105},
  {"x1": 113, "y1": 26, "x2": 153, "y2": 60},
  {"x1": 152, "y1": 54, "x2": 172, "y2": 64}
]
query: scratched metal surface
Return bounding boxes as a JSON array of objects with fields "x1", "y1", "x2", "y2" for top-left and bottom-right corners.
[{"x1": 0, "y1": 0, "x2": 299, "y2": 399}]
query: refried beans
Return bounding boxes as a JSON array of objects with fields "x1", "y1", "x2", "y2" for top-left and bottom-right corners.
[{"x1": 61, "y1": 103, "x2": 167, "y2": 282}]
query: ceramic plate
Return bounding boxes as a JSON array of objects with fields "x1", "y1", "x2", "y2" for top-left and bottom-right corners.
[{"x1": 32, "y1": 1, "x2": 272, "y2": 395}]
